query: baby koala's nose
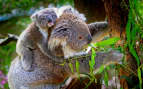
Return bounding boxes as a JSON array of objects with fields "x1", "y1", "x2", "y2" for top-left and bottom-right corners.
[
  {"x1": 87, "y1": 35, "x2": 92, "y2": 44},
  {"x1": 47, "y1": 17, "x2": 54, "y2": 27},
  {"x1": 48, "y1": 18, "x2": 52, "y2": 23}
]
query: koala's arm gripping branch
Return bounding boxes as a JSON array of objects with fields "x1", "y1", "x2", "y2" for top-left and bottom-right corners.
[
  {"x1": 66, "y1": 50, "x2": 123, "y2": 74},
  {"x1": 88, "y1": 21, "x2": 111, "y2": 42}
]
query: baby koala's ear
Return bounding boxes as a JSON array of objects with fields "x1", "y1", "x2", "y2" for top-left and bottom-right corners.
[{"x1": 30, "y1": 12, "x2": 38, "y2": 22}]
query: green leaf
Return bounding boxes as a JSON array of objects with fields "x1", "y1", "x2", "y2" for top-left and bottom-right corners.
[
  {"x1": 89, "y1": 60, "x2": 92, "y2": 72},
  {"x1": 69, "y1": 63, "x2": 74, "y2": 73},
  {"x1": 92, "y1": 37, "x2": 120, "y2": 47},
  {"x1": 137, "y1": 68, "x2": 142, "y2": 89},
  {"x1": 126, "y1": 11, "x2": 132, "y2": 46},
  {"x1": 91, "y1": 48, "x2": 96, "y2": 69},
  {"x1": 104, "y1": 71, "x2": 109, "y2": 87},
  {"x1": 129, "y1": 45, "x2": 140, "y2": 66},
  {"x1": 98, "y1": 65, "x2": 105, "y2": 73},
  {"x1": 76, "y1": 60, "x2": 80, "y2": 77},
  {"x1": 106, "y1": 66, "x2": 111, "y2": 71}
]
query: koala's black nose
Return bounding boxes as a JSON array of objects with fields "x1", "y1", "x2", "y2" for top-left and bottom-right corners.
[
  {"x1": 48, "y1": 18, "x2": 52, "y2": 23},
  {"x1": 87, "y1": 35, "x2": 92, "y2": 43},
  {"x1": 45, "y1": 15, "x2": 52, "y2": 22}
]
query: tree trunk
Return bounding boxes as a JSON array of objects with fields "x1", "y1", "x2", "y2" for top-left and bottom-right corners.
[
  {"x1": 104, "y1": 0, "x2": 129, "y2": 38},
  {"x1": 74, "y1": 0, "x2": 106, "y2": 23}
]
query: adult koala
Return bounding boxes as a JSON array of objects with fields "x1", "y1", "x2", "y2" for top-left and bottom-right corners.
[{"x1": 8, "y1": 6, "x2": 122, "y2": 89}]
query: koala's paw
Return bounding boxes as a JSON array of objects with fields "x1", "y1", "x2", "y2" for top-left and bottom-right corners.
[{"x1": 21, "y1": 55, "x2": 34, "y2": 72}]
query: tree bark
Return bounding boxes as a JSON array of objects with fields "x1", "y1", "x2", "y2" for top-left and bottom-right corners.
[
  {"x1": 104, "y1": 0, "x2": 129, "y2": 38},
  {"x1": 74, "y1": 0, "x2": 106, "y2": 23}
]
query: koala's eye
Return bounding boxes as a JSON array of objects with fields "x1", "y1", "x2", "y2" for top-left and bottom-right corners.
[
  {"x1": 78, "y1": 36, "x2": 83, "y2": 40},
  {"x1": 61, "y1": 28, "x2": 67, "y2": 31},
  {"x1": 57, "y1": 28, "x2": 67, "y2": 32}
]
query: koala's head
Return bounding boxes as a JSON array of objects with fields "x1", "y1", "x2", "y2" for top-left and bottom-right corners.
[
  {"x1": 31, "y1": 8, "x2": 57, "y2": 29},
  {"x1": 48, "y1": 13, "x2": 92, "y2": 58}
]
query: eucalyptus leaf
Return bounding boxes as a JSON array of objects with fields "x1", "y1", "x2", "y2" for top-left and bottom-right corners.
[{"x1": 91, "y1": 37, "x2": 120, "y2": 48}]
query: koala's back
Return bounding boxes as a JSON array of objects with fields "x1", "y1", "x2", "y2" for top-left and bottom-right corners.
[
  {"x1": 8, "y1": 57, "x2": 61, "y2": 89},
  {"x1": 16, "y1": 22, "x2": 42, "y2": 54},
  {"x1": 8, "y1": 46, "x2": 70, "y2": 89}
]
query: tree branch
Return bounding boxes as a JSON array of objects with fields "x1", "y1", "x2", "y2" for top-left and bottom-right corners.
[{"x1": 0, "y1": 34, "x2": 18, "y2": 46}]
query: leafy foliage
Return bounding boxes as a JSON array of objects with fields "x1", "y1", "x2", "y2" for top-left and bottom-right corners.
[
  {"x1": 0, "y1": 0, "x2": 39, "y2": 14},
  {"x1": 0, "y1": 42, "x2": 16, "y2": 73},
  {"x1": 126, "y1": 0, "x2": 143, "y2": 89},
  {"x1": 0, "y1": 0, "x2": 74, "y2": 15},
  {"x1": 0, "y1": 42, "x2": 16, "y2": 89},
  {"x1": 84, "y1": 37, "x2": 120, "y2": 88}
]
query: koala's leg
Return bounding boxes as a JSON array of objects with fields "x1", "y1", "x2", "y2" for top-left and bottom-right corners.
[
  {"x1": 20, "y1": 46, "x2": 34, "y2": 71},
  {"x1": 16, "y1": 30, "x2": 35, "y2": 71}
]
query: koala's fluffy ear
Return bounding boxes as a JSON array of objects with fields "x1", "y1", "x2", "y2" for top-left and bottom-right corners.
[
  {"x1": 31, "y1": 12, "x2": 38, "y2": 22},
  {"x1": 58, "y1": 5, "x2": 86, "y2": 21}
]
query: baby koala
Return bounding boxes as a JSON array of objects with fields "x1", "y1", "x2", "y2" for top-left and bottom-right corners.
[
  {"x1": 31, "y1": 8, "x2": 57, "y2": 30},
  {"x1": 16, "y1": 8, "x2": 58, "y2": 71}
]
